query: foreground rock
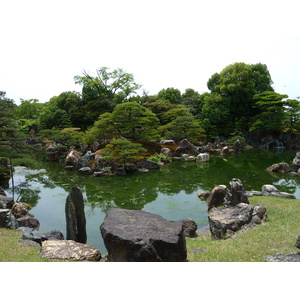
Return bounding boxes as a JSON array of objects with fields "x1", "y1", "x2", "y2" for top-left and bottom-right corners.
[
  {"x1": 208, "y1": 203, "x2": 267, "y2": 240},
  {"x1": 41, "y1": 240, "x2": 101, "y2": 261},
  {"x1": 0, "y1": 209, "x2": 18, "y2": 229},
  {"x1": 100, "y1": 208, "x2": 187, "y2": 262}
]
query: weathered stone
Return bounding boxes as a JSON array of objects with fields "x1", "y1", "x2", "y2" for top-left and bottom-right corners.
[
  {"x1": 229, "y1": 178, "x2": 249, "y2": 206},
  {"x1": 181, "y1": 219, "x2": 197, "y2": 238},
  {"x1": 174, "y1": 139, "x2": 199, "y2": 157},
  {"x1": 208, "y1": 203, "x2": 267, "y2": 240},
  {"x1": 20, "y1": 227, "x2": 64, "y2": 245},
  {"x1": 207, "y1": 185, "x2": 230, "y2": 211},
  {"x1": 78, "y1": 167, "x2": 92, "y2": 174},
  {"x1": 65, "y1": 150, "x2": 81, "y2": 166},
  {"x1": 266, "y1": 253, "x2": 300, "y2": 262},
  {"x1": 0, "y1": 186, "x2": 6, "y2": 196},
  {"x1": 124, "y1": 163, "x2": 137, "y2": 173},
  {"x1": 160, "y1": 140, "x2": 175, "y2": 145},
  {"x1": 160, "y1": 147, "x2": 172, "y2": 159},
  {"x1": 181, "y1": 154, "x2": 189, "y2": 161},
  {"x1": 41, "y1": 240, "x2": 101, "y2": 261},
  {"x1": 16, "y1": 216, "x2": 40, "y2": 229},
  {"x1": 266, "y1": 162, "x2": 291, "y2": 173},
  {"x1": 0, "y1": 195, "x2": 14, "y2": 208},
  {"x1": 65, "y1": 185, "x2": 87, "y2": 243},
  {"x1": 187, "y1": 156, "x2": 196, "y2": 162},
  {"x1": 82, "y1": 151, "x2": 95, "y2": 161},
  {"x1": 261, "y1": 184, "x2": 295, "y2": 199},
  {"x1": 196, "y1": 153, "x2": 210, "y2": 162},
  {"x1": 262, "y1": 184, "x2": 279, "y2": 194},
  {"x1": 11, "y1": 202, "x2": 29, "y2": 218},
  {"x1": 100, "y1": 208, "x2": 187, "y2": 262},
  {"x1": 220, "y1": 146, "x2": 230, "y2": 155},
  {"x1": 136, "y1": 160, "x2": 160, "y2": 170},
  {"x1": 197, "y1": 191, "x2": 211, "y2": 199},
  {"x1": 296, "y1": 236, "x2": 300, "y2": 249},
  {"x1": 0, "y1": 209, "x2": 18, "y2": 229}
]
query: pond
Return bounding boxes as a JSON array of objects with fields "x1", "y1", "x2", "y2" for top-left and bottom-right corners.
[{"x1": 4, "y1": 148, "x2": 300, "y2": 254}]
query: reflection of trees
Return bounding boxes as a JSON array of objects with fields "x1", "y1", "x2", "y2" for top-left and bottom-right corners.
[
  {"x1": 10, "y1": 148, "x2": 297, "y2": 212},
  {"x1": 10, "y1": 181, "x2": 40, "y2": 207}
]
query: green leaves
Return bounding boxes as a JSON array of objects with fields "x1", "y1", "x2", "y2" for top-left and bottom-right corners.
[{"x1": 99, "y1": 139, "x2": 146, "y2": 164}]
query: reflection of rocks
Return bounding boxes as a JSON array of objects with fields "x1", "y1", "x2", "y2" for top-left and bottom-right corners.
[{"x1": 100, "y1": 208, "x2": 187, "y2": 262}]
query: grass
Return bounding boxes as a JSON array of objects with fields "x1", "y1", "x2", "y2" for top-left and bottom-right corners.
[
  {"x1": 186, "y1": 196, "x2": 300, "y2": 262},
  {"x1": 0, "y1": 196, "x2": 299, "y2": 262},
  {"x1": 0, "y1": 228, "x2": 52, "y2": 262}
]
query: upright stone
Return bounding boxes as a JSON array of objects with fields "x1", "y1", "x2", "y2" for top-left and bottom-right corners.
[
  {"x1": 229, "y1": 178, "x2": 249, "y2": 206},
  {"x1": 65, "y1": 185, "x2": 87, "y2": 244}
]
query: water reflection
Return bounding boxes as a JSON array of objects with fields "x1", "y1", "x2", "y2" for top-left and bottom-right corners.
[{"x1": 2, "y1": 149, "x2": 300, "y2": 253}]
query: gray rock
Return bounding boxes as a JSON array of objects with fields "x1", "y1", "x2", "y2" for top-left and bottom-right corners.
[
  {"x1": 207, "y1": 185, "x2": 229, "y2": 211},
  {"x1": 296, "y1": 236, "x2": 300, "y2": 249},
  {"x1": 196, "y1": 153, "x2": 210, "y2": 162},
  {"x1": 181, "y1": 219, "x2": 197, "y2": 238},
  {"x1": 0, "y1": 195, "x2": 14, "y2": 208},
  {"x1": 41, "y1": 240, "x2": 101, "y2": 261},
  {"x1": 229, "y1": 178, "x2": 249, "y2": 206},
  {"x1": 0, "y1": 209, "x2": 18, "y2": 229},
  {"x1": 11, "y1": 202, "x2": 29, "y2": 218},
  {"x1": 65, "y1": 150, "x2": 81, "y2": 166},
  {"x1": 261, "y1": 184, "x2": 295, "y2": 199},
  {"x1": 160, "y1": 147, "x2": 172, "y2": 159},
  {"x1": 208, "y1": 203, "x2": 267, "y2": 240},
  {"x1": 160, "y1": 140, "x2": 175, "y2": 145},
  {"x1": 136, "y1": 160, "x2": 160, "y2": 170},
  {"x1": 78, "y1": 167, "x2": 92, "y2": 174},
  {"x1": 65, "y1": 186, "x2": 87, "y2": 243},
  {"x1": 174, "y1": 139, "x2": 199, "y2": 157},
  {"x1": 100, "y1": 208, "x2": 187, "y2": 262},
  {"x1": 16, "y1": 216, "x2": 40, "y2": 230}
]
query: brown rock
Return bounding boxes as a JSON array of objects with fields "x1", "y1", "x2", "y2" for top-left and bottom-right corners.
[{"x1": 41, "y1": 240, "x2": 101, "y2": 261}]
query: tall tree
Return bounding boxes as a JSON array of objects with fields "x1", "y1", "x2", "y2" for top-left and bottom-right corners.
[
  {"x1": 250, "y1": 91, "x2": 288, "y2": 134},
  {"x1": 0, "y1": 92, "x2": 26, "y2": 153},
  {"x1": 205, "y1": 62, "x2": 274, "y2": 133}
]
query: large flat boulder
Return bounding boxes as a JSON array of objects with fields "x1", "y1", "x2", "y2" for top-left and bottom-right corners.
[
  {"x1": 41, "y1": 240, "x2": 101, "y2": 261},
  {"x1": 100, "y1": 208, "x2": 187, "y2": 262}
]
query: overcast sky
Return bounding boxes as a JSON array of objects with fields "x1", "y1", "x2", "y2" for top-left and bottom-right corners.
[{"x1": 1, "y1": 0, "x2": 300, "y2": 105}]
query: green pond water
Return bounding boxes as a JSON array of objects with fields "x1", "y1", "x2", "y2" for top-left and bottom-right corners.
[{"x1": 4, "y1": 148, "x2": 300, "y2": 254}]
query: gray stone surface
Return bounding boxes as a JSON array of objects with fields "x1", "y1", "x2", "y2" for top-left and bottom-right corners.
[
  {"x1": 65, "y1": 185, "x2": 87, "y2": 243},
  {"x1": 100, "y1": 208, "x2": 187, "y2": 262}
]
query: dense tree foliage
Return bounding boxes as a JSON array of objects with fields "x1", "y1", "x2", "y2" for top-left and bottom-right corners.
[
  {"x1": 0, "y1": 92, "x2": 27, "y2": 154},
  {"x1": 4, "y1": 62, "x2": 300, "y2": 150}
]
